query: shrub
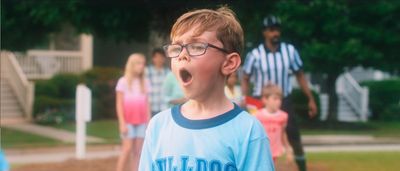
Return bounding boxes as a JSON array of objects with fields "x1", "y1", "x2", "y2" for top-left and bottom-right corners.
[
  {"x1": 81, "y1": 67, "x2": 122, "y2": 119},
  {"x1": 361, "y1": 78, "x2": 400, "y2": 121},
  {"x1": 34, "y1": 96, "x2": 75, "y2": 124},
  {"x1": 50, "y1": 73, "x2": 81, "y2": 99},
  {"x1": 81, "y1": 67, "x2": 121, "y2": 84},
  {"x1": 381, "y1": 103, "x2": 400, "y2": 121},
  {"x1": 33, "y1": 73, "x2": 80, "y2": 124},
  {"x1": 33, "y1": 67, "x2": 121, "y2": 123},
  {"x1": 34, "y1": 73, "x2": 81, "y2": 99},
  {"x1": 291, "y1": 88, "x2": 321, "y2": 123},
  {"x1": 35, "y1": 80, "x2": 59, "y2": 97}
]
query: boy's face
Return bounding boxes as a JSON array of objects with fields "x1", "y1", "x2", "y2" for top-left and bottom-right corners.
[
  {"x1": 262, "y1": 94, "x2": 282, "y2": 112},
  {"x1": 171, "y1": 27, "x2": 228, "y2": 100},
  {"x1": 152, "y1": 53, "x2": 166, "y2": 67}
]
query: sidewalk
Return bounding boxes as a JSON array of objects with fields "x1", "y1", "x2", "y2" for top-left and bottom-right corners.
[
  {"x1": 305, "y1": 144, "x2": 400, "y2": 152},
  {"x1": 5, "y1": 135, "x2": 400, "y2": 164},
  {"x1": 302, "y1": 135, "x2": 400, "y2": 145},
  {"x1": 303, "y1": 134, "x2": 400, "y2": 152},
  {"x1": 5, "y1": 145, "x2": 119, "y2": 164},
  {"x1": 3, "y1": 122, "x2": 104, "y2": 143}
]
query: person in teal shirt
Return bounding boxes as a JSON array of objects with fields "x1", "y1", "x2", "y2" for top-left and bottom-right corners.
[{"x1": 162, "y1": 72, "x2": 187, "y2": 107}]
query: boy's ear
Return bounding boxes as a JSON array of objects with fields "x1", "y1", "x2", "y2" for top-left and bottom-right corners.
[{"x1": 221, "y1": 52, "x2": 241, "y2": 76}]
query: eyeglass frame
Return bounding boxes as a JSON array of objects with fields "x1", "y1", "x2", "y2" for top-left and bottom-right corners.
[{"x1": 163, "y1": 42, "x2": 230, "y2": 58}]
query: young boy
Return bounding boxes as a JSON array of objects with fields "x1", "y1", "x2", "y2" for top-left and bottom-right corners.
[
  {"x1": 146, "y1": 48, "x2": 170, "y2": 116},
  {"x1": 139, "y1": 7, "x2": 275, "y2": 171},
  {"x1": 255, "y1": 84, "x2": 294, "y2": 164}
]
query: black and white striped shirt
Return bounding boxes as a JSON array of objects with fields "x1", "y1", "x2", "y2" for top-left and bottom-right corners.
[{"x1": 243, "y1": 42, "x2": 303, "y2": 97}]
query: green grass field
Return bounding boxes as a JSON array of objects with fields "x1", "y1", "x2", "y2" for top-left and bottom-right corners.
[
  {"x1": 2, "y1": 121, "x2": 400, "y2": 171},
  {"x1": 50, "y1": 120, "x2": 120, "y2": 143},
  {"x1": 52, "y1": 120, "x2": 400, "y2": 143},
  {"x1": 1, "y1": 128, "x2": 64, "y2": 148},
  {"x1": 308, "y1": 151, "x2": 400, "y2": 171},
  {"x1": 1, "y1": 120, "x2": 119, "y2": 149},
  {"x1": 3, "y1": 120, "x2": 399, "y2": 149},
  {"x1": 301, "y1": 121, "x2": 400, "y2": 137}
]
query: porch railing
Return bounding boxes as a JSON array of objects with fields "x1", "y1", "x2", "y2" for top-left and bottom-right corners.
[
  {"x1": 1, "y1": 51, "x2": 34, "y2": 120},
  {"x1": 15, "y1": 50, "x2": 83, "y2": 80},
  {"x1": 337, "y1": 72, "x2": 369, "y2": 122}
]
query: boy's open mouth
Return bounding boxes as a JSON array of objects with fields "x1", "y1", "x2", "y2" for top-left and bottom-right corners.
[{"x1": 179, "y1": 68, "x2": 193, "y2": 85}]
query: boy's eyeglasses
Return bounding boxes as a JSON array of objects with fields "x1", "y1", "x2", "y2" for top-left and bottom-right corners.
[{"x1": 163, "y1": 42, "x2": 229, "y2": 58}]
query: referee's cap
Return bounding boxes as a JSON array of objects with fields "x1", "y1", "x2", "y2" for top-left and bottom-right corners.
[{"x1": 262, "y1": 15, "x2": 281, "y2": 29}]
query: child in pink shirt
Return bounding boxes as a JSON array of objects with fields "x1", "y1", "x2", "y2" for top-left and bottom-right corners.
[
  {"x1": 224, "y1": 70, "x2": 243, "y2": 105},
  {"x1": 116, "y1": 53, "x2": 151, "y2": 171},
  {"x1": 255, "y1": 84, "x2": 294, "y2": 164}
]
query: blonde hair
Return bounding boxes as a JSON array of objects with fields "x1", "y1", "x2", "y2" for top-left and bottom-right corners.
[
  {"x1": 262, "y1": 84, "x2": 283, "y2": 99},
  {"x1": 124, "y1": 53, "x2": 146, "y2": 93},
  {"x1": 171, "y1": 6, "x2": 244, "y2": 54}
]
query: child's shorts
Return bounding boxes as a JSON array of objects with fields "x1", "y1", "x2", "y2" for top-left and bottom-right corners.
[{"x1": 121, "y1": 124, "x2": 146, "y2": 139}]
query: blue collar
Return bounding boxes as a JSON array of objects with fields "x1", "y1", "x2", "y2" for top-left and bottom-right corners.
[{"x1": 172, "y1": 103, "x2": 243, "y2": 129}]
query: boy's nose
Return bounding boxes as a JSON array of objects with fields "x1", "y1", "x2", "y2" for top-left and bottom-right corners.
[{"x1": 177, "y1": 48, "x2": 191, "y2": 62}]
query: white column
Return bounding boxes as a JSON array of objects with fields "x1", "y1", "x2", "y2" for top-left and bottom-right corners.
[
  {"x1": 26, "y1": 82, "x2": 35, "y2": 121},
  {"x1": 76, "y1": 84, "x2": 92, "y2": 159},
  {"x1": 80, "y1": 34, "x2": 93, "y2": 71}
]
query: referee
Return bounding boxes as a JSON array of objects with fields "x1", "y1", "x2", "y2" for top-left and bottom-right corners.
[{"x1": 242, "y1": 15, "x2": 317, "y2": 171}]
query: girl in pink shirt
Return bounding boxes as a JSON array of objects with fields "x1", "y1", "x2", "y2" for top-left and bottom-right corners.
[
  {"x1": 255, "y1": 84, "x2": 294, "y2": 164},
  {"x1": 116, "y1": 53, "x2": 150, "y2": 171}
]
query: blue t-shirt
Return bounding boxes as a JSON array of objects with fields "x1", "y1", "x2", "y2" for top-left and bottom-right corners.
[
  {"x1": 0, "y1": 150, "x2": 9, "y2": 171},
  {"x1": 139, "y1": 103, "x2": 275, "y2": 171}
]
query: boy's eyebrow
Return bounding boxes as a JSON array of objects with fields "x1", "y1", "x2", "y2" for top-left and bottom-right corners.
[
  {"x1": 172, "y1": 37, "x2": 206, "y2": 44},
  {"x1": 188, "y1": 37, "x2": 204, "y2": 42}
]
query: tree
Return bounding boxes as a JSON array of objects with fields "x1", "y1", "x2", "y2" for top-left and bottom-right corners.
[
  {"x1": 273, "y1": 0, "x2": 400, "y2": 121},
  {"x1": 2, "y1": 0, "x2": 243, "y2": 50},
  {"x1": 3, "y1": 0, "x2": 399, "y2": 121},
  {"x1": 1, "y1": 0, "x2": 154, "y2": 51}
]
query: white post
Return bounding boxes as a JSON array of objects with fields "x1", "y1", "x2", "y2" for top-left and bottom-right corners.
[
  {"x1": 26, "y1": 82, "x2": 35, "y2": 121},
  {"x1": 80, "y1": 34, "x2": 93, "y2": 71},
  {"x1": 336, "y1": 75, "x2": 344, "y2": 94},
  {"x1": 76, "y1": 84, "x2": 92, "y2": 159},
  {"x1": 319, "y1": 94, "x2": 329, "y2": 121},
  {"x1": 361, "y1": 87, "x2": 369, "y2": 122}
]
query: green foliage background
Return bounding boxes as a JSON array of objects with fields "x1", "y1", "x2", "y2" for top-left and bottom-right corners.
[
  {"x1": 361, "y1": 79, "x2": 400, "y2": 121},
  {"x1": 3, "y1": 0, "x2": 399, "y2": 121},
  {"x1": 34, "y1": 67, "x2": 121, "y2": 124},
  {"x1": 3, "y1": 0, "x2": 399, "y2": 73}
]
